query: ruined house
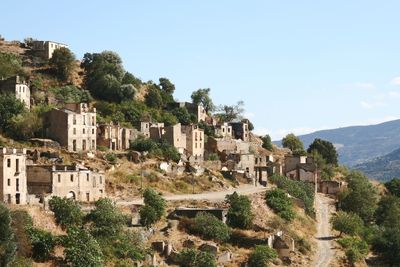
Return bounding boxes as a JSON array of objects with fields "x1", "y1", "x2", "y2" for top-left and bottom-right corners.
[
  {"x1": 182, "y1": 124, "x2": 204, "y2": 160},
  {"x1": 133, "y1": 121, "x2": 164, "y2": 139},
  {"x1": 44, "y1": 103, "x2": 97, "y2": 152},
  {"x1": 215, "y1": 122, "x2": 233, "y2": 139},
  {"x1": 0, "y1": 75, "x2": 30, "y2": 110},
  {"x1": 97, "y1": 123, "x2": 139, "y2": 150},
  {"x1": 32, "y1": 40, "x2": 69, "y2": 59},
  {"x1": 26, "y1": 164, "x2": 105, "y2": 202},
  {"x1": 0, "y1": 148, "x2": 28, "y2": 205},
  {"x1": 229, "y1": 121, "x2": 250, "y2": 142},
  {"x1": 284, "y1": 156, "x2": 319, "y2": 184},
  {"x1": 318, "y1": 180, "x2": 344, "y2": 195}
]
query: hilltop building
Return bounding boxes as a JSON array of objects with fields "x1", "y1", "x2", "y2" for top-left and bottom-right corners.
[
  {"x1": 32, "y1": 40, "x2": 69, "y2": 59},
  {"x1": 0, "y1": 75, "x2": 30, "y2": 109}
]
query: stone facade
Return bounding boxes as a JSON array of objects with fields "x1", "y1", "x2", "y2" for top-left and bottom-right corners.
[
  {"x1": 229, "y1": 121, "x2": 250, "y2": 142},
  {"x1": 134, "y1": 121, "x2": 164, "y2": 138},
  {"x1": 32, "y1": 40, "x2": 69, "y2": 59},
  {"x1": 0, "y1": 76, "x2": 30, "y2": 109},
  {"x1": 44, "y1": 103, "x2": 96, "y2": 152},
  {"x1": 162, "y1": 124, "x2": 187, "y2": 153},
  {"x1": 26, "y1": 164, "x2": 105, "y2": 202},
  {"x1": 215, "y1": 123, "x2": 233, "y2": 139},
  {"x1": 97, "y1": 123, "x2": 139, "y2": 150},
  {"x1": 0, "y1": 148, "x2": 27, "y2": 205},
  {"x1": 182, "y1": 125, "x2": 204, "y2": 159},
  {"x1": 284, "y1": 156, "x2": 319, "y2": 183}
]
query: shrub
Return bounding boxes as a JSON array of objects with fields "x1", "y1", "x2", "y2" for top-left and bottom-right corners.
[
  {"x1": 175, "y1": 249, "x2": 217, "y2": 267},
  {"x1": 88, "y1": 198, "x2": 126, "y2": 238},
  {"x1": 248, "y1": 245, "x2": 277, "y2": 267},
  {"x1": 139, "y1": 188, "x2": 166, "y2": 227},
  {"x1": 226, "y1": 192, "x2": 254, "y2": 229},
  {"x1": 337, "y1": 237, "x2": 368, "y2": 265},
  {"x1": 10, "y1": 210, "x2": 33, "y2": 258},
  {"x1": 28, "y1": 227, "x2": 56, "y2": 262},
  {"x1": 48, "y1": 197, "x2": 83, "y2": 229},
  {"x1": 268, "y1": 175, "x2": 314, "y2": 214},
  {"x1": 63, "y1": 227, "x2": 104, "y2": 267},
  {"x1": 130, "y1": 137, "x2": 157, "y2": 152},
  {"x1": 0, "y1": 203, "x2": 17, "y2": 266},
  {"x1": 207, "y1": 153, "x2": 219, "y2": 161},
  {"x1": 189, "y1": 212, "x2": 231, "y2": 243},
  {"x1": 265, "y1": 188, "x2": 295, "y2": 221},
  {"x1": 330, "y1": 211, "x2": 363, "y2": 237},
  {"x1": 105, "y1": 153, "x2": 117, "y2": 163}
]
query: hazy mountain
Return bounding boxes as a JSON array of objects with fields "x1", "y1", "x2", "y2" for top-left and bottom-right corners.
[
  {"x1": 274, "y1": 119, "x2": 400, "y2": 166},
  {"x1": 353, "y1": 148, "x2": 400, "y2": 182}
]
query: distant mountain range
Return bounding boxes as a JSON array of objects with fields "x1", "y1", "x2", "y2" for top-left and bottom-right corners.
[
  {"x1": 353, "y1": 147, "x2": 400, "y2": 182},
  {"x1": 274, "y1": 119, "x2": 400, "y2": 181}
]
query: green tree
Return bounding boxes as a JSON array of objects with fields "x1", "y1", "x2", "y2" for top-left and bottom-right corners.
[
  {"x1": 6, "y1": 112, "x2": 42, "y2": 140},
  {"x1": 145, "y1": 85, "x2": 163, "y2": 108},
  {"x1": 375, "y1": 195, "x2": 400, "y2": 228},
  {"x1": 282, "y1": 133, "x2": 306, "y2": 156},
  {"x1": 215, "y1": 101, "x2": 245, "y2": 122},
  {"x1": 330, "y1": 211, "x2": 363, "y2": 237},
  {"x1": 0, "y1": 203, "x2": 17, "y2": 266},
  {"x1": 88, "y1": 198, "x2": 126, "y2": 237},
  {"x1": 191, "y1": 88, "x2": 215, "y2": 113},
  {"x1": 28, "y1": 227, "x2": 56, "y2": 262},
  {"x1": 63, "y1": 227, "x2": 104, "y2": 267},
  {"x1": 307, "y1": 138, "x2": 338, "y2": 166},
  {"x1": 172, "y1": 107, "x2": 192, "y2": 125},
  {"x1": 373, "y1": 226, "x2": 400, "y2": 266},
  {"x1": 248, "y1": 245, "x2": 277, "y2": 267},
  {"x1": 338, "y1": 237, "x2": 369, "y2": 265},
  {"x1": 338, "y1": 171, "x2": 378, "y2": 223},
  {"x1": 176, "y1": 249, "x2": 217, "y2": 267},
  {"x1": 49, "y1": 47, "x2": 76, "y2": 81},
  {"x1": 225, "y1": 192, "x2": 254, "y2": 229},
  {"x1": 0, "y1": 94, "x2": 25, "y2": 132},
  {"x1": 122, "y1": 72, "x2": 142, "y2": 88},
  {"x1": 159, "y1": 77, "x2": 175, "y2": 95},
  {"x1": 384, "y1": 178, "x2": 400, "y2": 197},
  {"x1": 139, "y1": 188, "x2": 166, "y2": 227},
  {"x1": 189, "y1": 212, "x2": 231, "y2": 243},
  {"x1": 261, "y1": 134, "x2": 273, "y2": 151},
  {"x1": 48, "y1": 197, "x2": 83, "y2": 229},
  {"x1": 265, "y1": 188, "x2": 295, "y2": 221},
  {"x1": 130, "y1": 137, "x2": 157, "y2": 152},
  {"x1": 0, "y1": 52, "x2": 22, "y2": 78}
]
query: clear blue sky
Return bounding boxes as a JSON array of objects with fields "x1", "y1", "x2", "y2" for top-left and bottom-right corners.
[{"x1": 2, "y1": 0, "x2": 400, "y2": 139}]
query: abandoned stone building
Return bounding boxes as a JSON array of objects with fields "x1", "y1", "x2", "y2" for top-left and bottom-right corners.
[
  {"x1": 97, "y1": 123, "x2": 139, "y2": 151},
  {"x1": 169, "y1": 102, "x2": 208, "y2": 123},
  {"x1": 229, "y1": 121, "x2": 250, "y2": 142},
  {"x1": 284, "y1": 155, "x2": 319, "y2": 183},
  {"x1": 161, "y1": 123, "x2": 187, "y2": 154},
  {"x1": 26, "y1": 164, "x2": 105, "y2": 202},
  {"x1": 44, "y1": 103, "x2": 97, "y2": 152},
  {"x1": 0, "y1": 148, "x2": 28, "y2": 205},
  {"x1": 215, "y1": 122, "x2": 233, "y2": 139},
  {"x1": 32, "y1": 40, "x2": 69, "y2": 59},
  {"x1": 133, "y1": 121, "x2": 164, "y2": 138},
  {"x1": 182, "y1": 124, "x2": 205, "y2": 160},
  {"x1": 206, "y1": 137, "x2": 250, "y2": 158},
  {"x1": 0, "y1": 75, "x2": 30, "y2": 110}
]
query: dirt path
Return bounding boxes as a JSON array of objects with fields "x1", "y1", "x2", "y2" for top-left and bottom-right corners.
[
  {"x1": 116, "y1": 184, "x2": 268, "y2": 205},
  {"x1": 312, "y1": 193, "x2": 336, "y2": 267}
]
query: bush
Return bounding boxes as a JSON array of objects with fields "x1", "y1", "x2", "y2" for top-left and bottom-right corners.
[
  {"x1": 226, "y1": 192, "x2": 254, "y2": 229},
  {"x1": 105, "y1": 153, "x2": 117, "y2": 163},
  {"x1": 139, "y1": 188, "x2": 166, "y2": 227},
  {"x1": 130, "y1": 137, "x2": 157, "y2": 152},
  {"x1": 189, "y1": 212, "x2": 231, "y2": 243},
  {"x1": 28, "y1": 228, "x2": 56, "y2": 262},
  {"x1": 265, "y1": 189, "x2": 295, "y2": 221},
  {"x1": 10, "y1": 210, "x2": 33, "y2": 258},
  {"x1": 48, "y1": 197, "x2": 83, "y2": 229},
  {"x1": 337, "y1": 237, "x2": 368, "y2": 265},
  {"x1": 88, "y1": 198, "x2": 126, "y2": 238},
  {"x1": 63, "y1": 227, "x2": 104, "y2": 267},
  {"x1": 175, "y1": 249, "x2": 217, "y2": 267},
  {"x1": 268, "y1": 175, "x2": 314, "y2": 214},
  {"x1": 248, "y1": 245, "x2": 277, "y2": 267},
  {"x1": 330, "y1": 211, "x2": 363, "y2": 237},
  {"x1": 0, "y1": 203, "x2": 17, "y2": 266},
  {"x1": 50, "y1": 86, "x2": 92, "y2": 104},
  {"x1": 207, "y1": 153, "x2": 219, "y2": 161}
]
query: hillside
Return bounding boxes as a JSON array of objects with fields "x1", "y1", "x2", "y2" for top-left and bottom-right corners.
[
  {"x1": 275, "y1": 119, "x2": 400, "y2": 166},
  {"x1": 353, "y1": 147, "x2": 400, "y2": 182}
]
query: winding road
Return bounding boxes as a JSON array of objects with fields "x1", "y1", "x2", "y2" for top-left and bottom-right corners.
[
  {"x1": 116, "y1": 184, "x2": 268, "y2": 205},
  {"x1": 312, "y1": 193, "x2": 336, "y2": 267}
]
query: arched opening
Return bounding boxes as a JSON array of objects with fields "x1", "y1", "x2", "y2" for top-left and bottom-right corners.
[{"x1": 66, "y1": 191, "x2": 76, "y2": 200}]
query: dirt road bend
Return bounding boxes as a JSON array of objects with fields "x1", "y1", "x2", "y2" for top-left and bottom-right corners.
[
  {"x1": 312, "y1": 193, "x2": 336, "y2": 267},
  {"x1": 116, "y1": 184, "x2": 268, "y2": 205}
]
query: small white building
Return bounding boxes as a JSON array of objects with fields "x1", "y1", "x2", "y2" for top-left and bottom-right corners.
[
  {"x1": 0, "y1": 76, "x2": 30, "y2": 110},
  {"x1": 32, "y1": 40, "x2": 69, "y2": 59}
]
